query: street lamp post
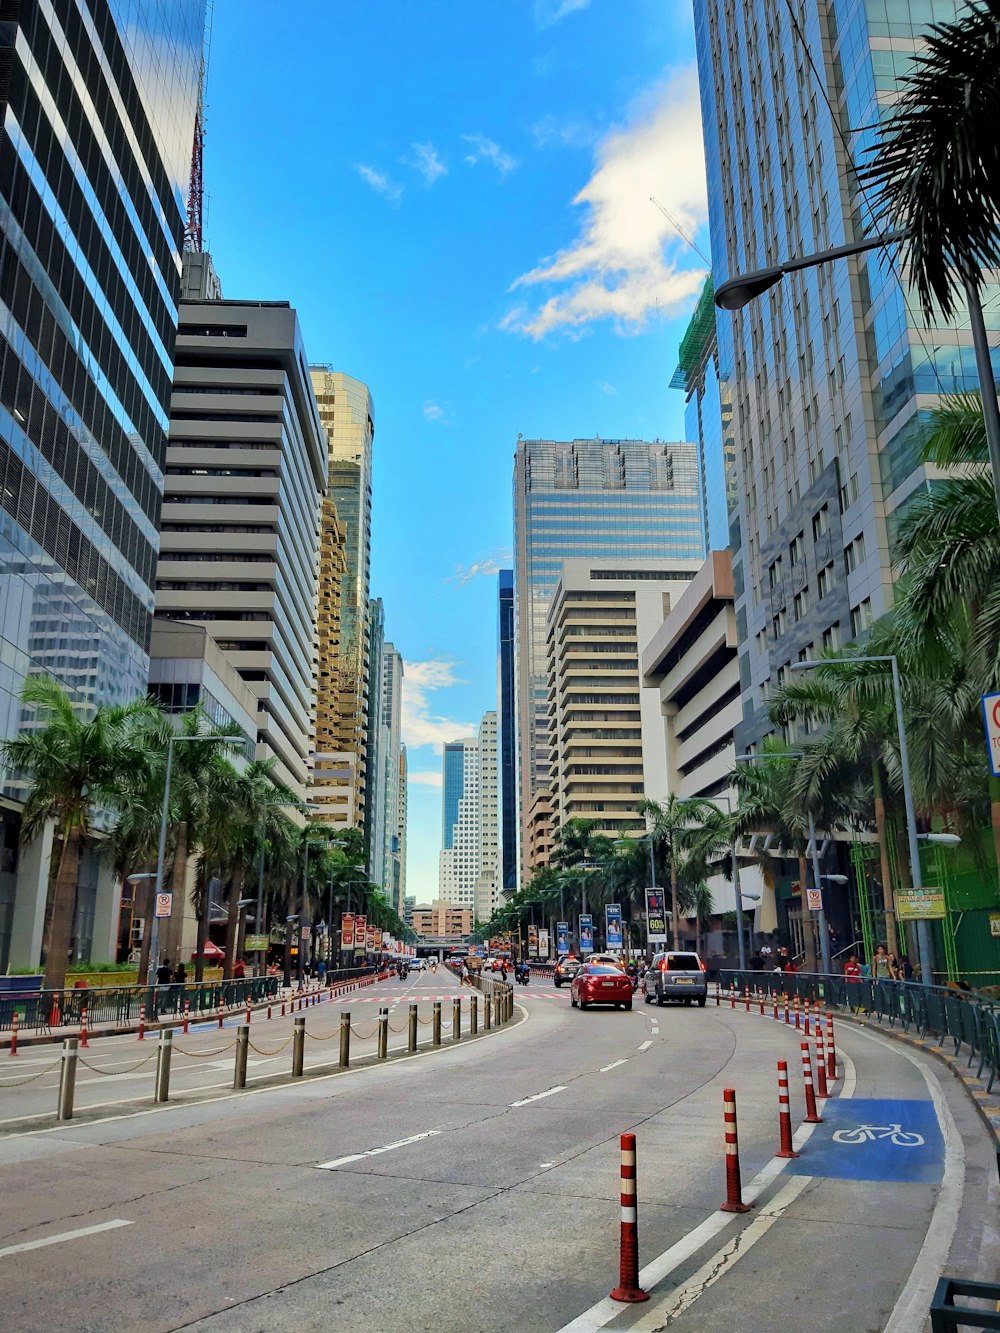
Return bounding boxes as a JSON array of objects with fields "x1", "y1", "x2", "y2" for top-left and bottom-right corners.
[
  {"x1": 714, "y1": 232, "x2": 1000, "y2": 526},
  {"x1": 149, "y1": 733, "x2": 231, "y2": 988}
]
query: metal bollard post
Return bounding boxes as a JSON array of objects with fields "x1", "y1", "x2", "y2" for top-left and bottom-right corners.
[
  {"x1": 452, "y1": 996, "x2": 461, "y2": 1041},
  {"x1": 234, "y1": 1024, "x2": 249, "y2": 1090},
  {"x1": 408, "y1": 1003, "x2": 418, "y2": 1053},
  {"x1": 494, "y1": 992, "x2": 501, "y2": 1027},
  {"x1": 432, "y1": 1001, "x2": 441, "y2": 1046},
  {"x1": 378, "y1": 1007, "x2": 388, "y2": 1059},
  {"x1": 155, "y1": 1028, "x2": 173, "y2": 1103},
  {"x1": 470, "y1": 994, "x2": 478, "y2": 1035},
  {"x1": 339, "y1": 1011, "x2": 350, "y2": 1068},
  {"x1": 292, "y1": 1015, "x2": 305, "y2": 1077},
  {"x1": 57, "y1": 1037, "x2": 78, "y2": 1121},
  {"x1": 484, "y1": 991, "x2": 492, "y2": 1029}
]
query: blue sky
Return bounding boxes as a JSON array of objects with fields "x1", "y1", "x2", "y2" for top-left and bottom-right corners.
[{"x1": 206, "y1": 0, "x2": 709, "y2": 900}]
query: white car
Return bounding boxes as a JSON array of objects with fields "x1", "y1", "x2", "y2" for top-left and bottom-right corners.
[{"x1": 408, "y1": 958, "x2": 427, "y2": 971}]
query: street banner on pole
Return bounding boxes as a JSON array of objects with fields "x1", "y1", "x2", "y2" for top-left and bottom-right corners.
[
  {"x1": 556, "y1": 921, "x2": 569, "y2": 953},
  {"x1": 528, "y1": 924, "x2": 538, "y2": 957},
  {"x1": 538, "y1": 926, "x2": 549, "y2": 957},
  {"x1": 982, "y1": 692, "x2": 1000, "y2": 776},
  {"x1": 342, "y1": 913, "x2": 355, "y2": 949},
  {"x1": 896, "y1": 888, "x2": 947, "y2": 920},
  {"x1": 645, "y1": 888, "x2": 667, "y2": 944},
  {"x1": 605, "y1": 903, "x2": 623, "y2": 951},
  {"x1": 579, "y1": 914, "x2": 594, "y2": 954},
  {"x1": 354, "y1": 914, "x2": 367, "y2": 953},
  {"x1": 367, "y1": 925, "x2": 378, "y2": 952},
  {"x1": 244, "y1": 933, "x2": 268, "y2": 953}
]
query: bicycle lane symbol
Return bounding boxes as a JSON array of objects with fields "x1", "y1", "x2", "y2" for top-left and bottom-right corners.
[{"x1": 784, "y1": 1098, "x2": 943, "y2": 1182}]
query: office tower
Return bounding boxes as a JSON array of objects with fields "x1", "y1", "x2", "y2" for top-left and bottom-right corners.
[
  {"x1": 154, "y1": 298, "x2": 326, "y2": 799},
  {"x1": 545, "y1": 559, "x2": 702, "y2": 839},
  {"x1": 693, "y1": 0, "x2": 988, "y2": 750},
  {"x1": 0, "y1": 1, "x2": 205, "y2": 972},
  {"x1": 309, "y1": 367, "x2": 374, "y2": 830},
  {"x1": 364, "y1": 597, "x2": 386, "y2": 880},
  {"x1": 380, "y1": 643, "x2": 405, "y2": 911},
  {"x1": 397, "y1": 743, "x2": 408, "y2": 912},
  {"x1": 438, "y1": 711, "x2": 498, "y2": 918},
  {"x1": 312, "y1": 496, "x2": 353, "y2": 827},
  {"x1": 671, "y1": 281, "x2": 731, "y2": 551},
  {"x1": 497, "y1": 569, "x2": 517, "y2": 895},
  {"x1": 513, "y1": 437, "x2": 704, "y2": 878}
]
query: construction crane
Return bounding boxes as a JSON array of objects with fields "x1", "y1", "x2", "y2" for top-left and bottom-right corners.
[{"x1": 650, "y1": 196, "x2": 711, "y2": 266}]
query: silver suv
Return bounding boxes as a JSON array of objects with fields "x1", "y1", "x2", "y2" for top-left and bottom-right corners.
[{"x1": 643, "y1": 951, "x2": 707, "y2": 1007}]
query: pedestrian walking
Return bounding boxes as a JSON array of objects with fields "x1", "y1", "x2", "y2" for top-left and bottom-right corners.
[
  {"x1": 843, "y1": 955, "x2": 862, "y2": 983},
  {"x1": 461, "y1": 962, "x2": 470, "y2": 986},
  {"x1": 317, "y1": 958, "x2": 327, "y2": 984}
]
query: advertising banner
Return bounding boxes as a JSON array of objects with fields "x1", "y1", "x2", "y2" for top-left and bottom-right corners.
[
  {"x1": 645, "y1": 889, "x2": 667, "y2": 944},
  {"x1": 244, "y1": 933, "x2": 269, "y2": 953},
  {"x1": 354, "y1": 915, "x2": 367, "y2": 952},
  {"x1": 982, "y1": 692, "x2": 1000, "y2": 776},
  {"x1": 367, "y1": 925, "x2": 378, "y2": 952},
  {"x1": 527, "y1": 924, "x2": 538, "y2": 957},
  {"x1": 556, "y1": 921, "x2": 569, "y2": 953},
  {"x1": 896, "y1": 888, "x2": 947, "y2": 921},
  {"x1": 538, "y1": 927, "x2": 549, "y2": 957},
  {"x1": 579, "y1": 914, "x2": 594, "y2": 955},
  {"x1": 342, "y1": 913, "x2": 355, "y2": 949},
  {"x1": 605, "y1": 903, "x2": 623, "y2": 951}
]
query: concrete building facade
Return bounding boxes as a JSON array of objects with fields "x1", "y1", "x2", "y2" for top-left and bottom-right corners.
[
  {"x1": 379, "y1": 643, "x2": 405, "y2": 911},
  {"x1": 312, "y1": 493, "x2": 353, "y2": 827},
  {"x1": 438, "y1": 711, "x2": 498, "y2": 920},
  {"x1": 497, "y1": 569, "x2": 518, "y2": 895},
  {"x1": 154, "y1": 298, "x2": 327, "y2": 801},
  {"x1": 544, "y1": 559, "x2": 702, "y2": 840},
  {"x1": 0, "y1": 0, "x2": 205, "y2": 970}
]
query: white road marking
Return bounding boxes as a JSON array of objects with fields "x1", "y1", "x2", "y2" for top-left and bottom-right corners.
[
  {"x1": 317, "y1": 1129, "x2": 443, "y2": 1169},
  {"x1": 0, "y1": 1218, "x2": 132, "y2": 1259},
  {"x1": 599, "y1": 1059, "x2": 628, "y2": 1073},
  {"x1": 511, "y1": 1085, "x2": 567, "y2": 1107},
  {"x1": 630, "y1": 1174, "x2": 815, "y2": 1329},
  {"x1": 650, "y1": 1025, "x2": 660, "y2": 1036},
  {"x1": 637, "y1": 1039, "x2": 652, "y2": 1052}
]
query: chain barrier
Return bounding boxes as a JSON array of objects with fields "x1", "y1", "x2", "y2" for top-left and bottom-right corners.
[
  {"x1": 0, "y1": 1058, "x2": 62, "y2": 1086},
  {"x1": 247, "y1": 1035, "x2": 293, "y2": 1056},
  {"x1": 303, "y1": 1029, "x2": 340, "y2": 1042},
  {"x1": 349, "y1": 1024, "x2": 378, "y2": 1040},
  {"x1": 386, "y1": 1019, "x2": 408, "y2": 1033},
  {"x1": 172, "y1": 1041, "x2": 238, "y2": 1058},
  {"x1": 77, "y1": 1050, "x2": 158, "y2": 1076}
]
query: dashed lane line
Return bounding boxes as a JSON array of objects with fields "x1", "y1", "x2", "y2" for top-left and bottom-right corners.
[
  {"x1": 316, "y1": 1129, "x2": 443, "y2": 1170},
  {"x1": 0, "y1": 1219, "x2": 132, "y2": 1259},
  {"x1": 512, "y1": 1086, "x2": 567, "y2": 1107},
  {"x1": 599, "y1": 1060, "x2": 629, "y2": 1073},
  {"x1": 637, "y1": 1039, "x2": 653, "y2": 1052}
]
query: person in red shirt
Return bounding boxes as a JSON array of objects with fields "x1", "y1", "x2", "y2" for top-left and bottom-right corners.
[{"x1": 844, "y1": 955, "x2": 862, "y2": 982}]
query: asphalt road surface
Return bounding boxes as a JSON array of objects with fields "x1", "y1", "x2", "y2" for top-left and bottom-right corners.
[{"x1": 0, "y1": 969, "x2": 996, "y2": 1332}]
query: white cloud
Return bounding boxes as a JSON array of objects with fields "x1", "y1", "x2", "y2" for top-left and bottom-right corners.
[
  {"x1": 402, "y1": 660, "x2": 474, "y2": 753},
  {"x1": 534, "y1": 0, "x2": 590, "y2": 27},
  {"x1": 598, "y1": 380, "x2": 619, "y2": 396},
  {"x1": 448, "y1": 548, "x2": 513, "y2": 586},
  {"x1": 409, "y1": 771, "x2": 444, "y2": 789},
  {"x1": 462, "y1": 133, "x2": 518, "y2": 176},
  {"x1": 423, "y1": 400, "x2": 454, "y2": 425},
  {"x1": 408, "y1": 142, "x2": 447, "y2": 186},
  {"x1": 354, "y1": 164, "x2": 403, "y2": 205},
  {"x1": 531, "y1": 115, "x2": 598, "y2": 149},
  {"x1": 502, "y1": 68, "x2": 708, "y2": 339}
]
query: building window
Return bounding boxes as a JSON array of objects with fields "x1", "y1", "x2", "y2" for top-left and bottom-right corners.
[
  {"x1": 844, "y1": 534, "x2": 867, "y2": 574},
  {"x1": 793, "y1": 589, "x2": 808, "y2": 622},
  {"x1": 817, "y1": 563, "x2": 835, "y2": 598},
  {"x1": 850, "y1": 599, "x2": 873, "y2": 638},
  {"x1": 789, "y1": 531, "x2": 804, "y2": 565},
  {"x1": 812, "y1": 506, "x2": 829, "y2": 541},
  {"x1": 822, "y1": 623, "x2": 840, "y2": 652}
]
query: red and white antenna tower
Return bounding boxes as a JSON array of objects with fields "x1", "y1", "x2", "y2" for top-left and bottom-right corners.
[{"x1": 184, "y1": 2, "x2": 213, "y2": 253}]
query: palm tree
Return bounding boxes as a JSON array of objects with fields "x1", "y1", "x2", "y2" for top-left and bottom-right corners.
[
  {"x1": 218, "y1": 760, "x2": 291, "y2": 979},
  {"x1": 639, "y1": 796, "x2": 727, "y2": 949},
  {"x1": 0, "y1": 677, "x2": 160, "y2": 989},
  {"x1": 688, "y1": 882, "x2": 715, "y2": 957},
  {"x1": 863, "y1": 0, "x2": 1000, "y2": 322}
]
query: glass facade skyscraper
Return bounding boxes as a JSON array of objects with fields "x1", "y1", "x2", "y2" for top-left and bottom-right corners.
[
  {"x1": 497, "y1": 568, "x2": 517, "y2": 895},
  {"x1": 442, "y1": 740, "x2": 465, "y2": 851},
  {"x1": 0, "y1": 0, "x2": 204, "y2": 970},
  {"x1": 694, "y1": 0, "x2": 999, "y2": 750},
  {"x1": 512, "y1": 437, "x2": 704, "y2": 869}
]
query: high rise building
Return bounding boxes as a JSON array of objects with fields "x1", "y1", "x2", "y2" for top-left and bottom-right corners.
[
  {"x1": 438, "y1": 711, "x2": 498, "y2": 919},
  {"x1": 513, "y1": 437, "x2": 704, "y2": 877},
  {"x1": 309, "y1": 368, "x2": 374, "y2": 829},
  {"x1": 312, "y1": 495, "x2": 353, "y2": 827},
  {"x1": 380, "y1": 643, "x2": 405, "y2": 911},
  {"x1": 0, "y1": 0, "x2": 205, "y2": 971},
  {"x1": 671, "y1": 281, "x2": 731, "y2": 551},
  {"x1": 397, "y1": 743, "x2": 408, "y2": 912},
  {"x1": 693, "y1": 0, "x2": 993, "y2": 750},
  {"x1": 154, "y1": 297, "x2": 327, "y2": 799},
  {"x1": 365, "y1": 597, "x2": 385, "y2": 881},
  {"x1": 497, "y1": 569, "x2": 517, "y2": 895},
  {"x1": 545, "y1": 559, "x2": 702, "y2": 839}
]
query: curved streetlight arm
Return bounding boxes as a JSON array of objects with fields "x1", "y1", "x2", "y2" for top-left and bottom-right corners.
[{"x1": 714, "y1": 232, "x2": 906, "y2": 311}]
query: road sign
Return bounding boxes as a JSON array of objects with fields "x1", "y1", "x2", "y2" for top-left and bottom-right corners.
[
  {"x1": 154, "y1": 893, "x2": 172, "y2": 918},
  {"x1": 300, "y1": 925, "x2": 311, "y2": 940},
  {"x1": 982, "y1": 692, "x2": 1000, "y2": 776},
  {"x1": 805, "y1": 888, "x2": 823, "y2": 912},
  {"x1": 785, "y1": 1098, "x2": 942, "y2": 1182},
  {"x1": 896, "y1": 888, "x2": 946, "y2": 921}
]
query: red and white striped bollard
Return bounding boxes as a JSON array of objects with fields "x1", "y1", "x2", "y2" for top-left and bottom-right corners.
[
  {"x1": 9, "y1": 1010, "x2": 18, "y2": 1056},
  {"x1": 815, "y1": 1031, "x2": 829, "y2": 1098},
  {"x1": 775, "y1": 1060, "x2": 798, "y2": 1158},
  {"x1": 183, "y1": 1000, "x2": 189, "y2": 1035},
  {"x1": 80, "y1": 1005, "x2": 89, "y2": 1049},
  {"x1": 826, "y1": 1012, "x2": 836, "y2": 1081},
  {"x1": 800, "y1": 1041, "x2": 822, "y2": 1123},
  {"x1": 721, "y1": 1088, "x2": 751, "y2": 1212},
  {"x1": 609, "y1": 1132, "x2": 649, "y2": 1303}
]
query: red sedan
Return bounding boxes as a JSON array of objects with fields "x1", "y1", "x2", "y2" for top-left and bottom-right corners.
[{"x1": 571, "y1": 963, "x2": 634, "y2": 1011}]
